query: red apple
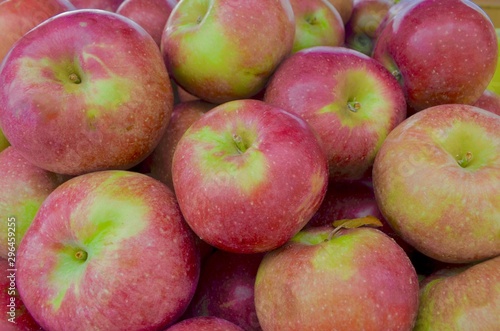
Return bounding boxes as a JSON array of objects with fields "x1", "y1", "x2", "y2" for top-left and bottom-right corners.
[
  {"x1": 166, "y1": 317, "x2": 245, "y2": 331},
  {"x1": 16, "y1": 170, "x2": 200, "y2": 331},
  {"x1": 264, "y1": 46, "x2": 406, "y2": 181},
  {"x1": 161, "y1": 0, "x2": 295, "y2": 103},
  {"x1": 0, "y1": 0, "x2": 75, "y2": 63},
  {"x1": 172, "y1": 99, "x2": 328, "y2": 253},
  {"x1": 473, "y1": 89, "x2": 500, "y2": 117},
  {"x1": 373, "y1": 104, "x2": 500, "y2": 263},
  {"x1": 116, "y1": 0, "x2": 179, "y2": 46},
  {"x1": 254, "y1": 224, "x2": 419, "y2": 330},
  {"x1": 0, "y1": 10, "x2": 173, "y2": 175},
  {"x1": 326, "y1": 0, "x2": 353, "y2": 23},
  {"x1": 372, "y1": 0, "x2": 498, "y2": 113},
  {"x1": 69, "y1": 0, "x2": 124, "y2": 11}
]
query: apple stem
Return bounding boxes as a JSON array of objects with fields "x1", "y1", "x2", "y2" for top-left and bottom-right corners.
[
  {"x1": 457, "y1": 151, "x2": 473, "y2": 168},
  {"x1": 232, "y1": 133, "x2": 247, "y2": 154},
  {"x1": 347, "y1": 99, "x2": 361, "y2": 112},
  {"x1": 74, "y1": 250, "x2": 88, "y2": 261},
  {"x1": 391, "y1": 69, "x2": 402, "y2": 82},
  {"x1": 69, "y1": 73, "x2": 81, "y2": 84}
]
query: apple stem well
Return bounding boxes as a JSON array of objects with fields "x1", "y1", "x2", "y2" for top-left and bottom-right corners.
[
  {"x1": 74, "y1": 249, "x2": 88, "y2": 262},
  {"x1": 347, "y1": 98, "x2": 361, "y2": 112},
  {"x1": 232, "y1": 133, "x2": 248, "y2": 154},
  {"x1": 457, "y1": 151, "x2": 473, "y2": 168},
  {"x1": 69, "y1": 73, "x2": 82, "y2": 84}
]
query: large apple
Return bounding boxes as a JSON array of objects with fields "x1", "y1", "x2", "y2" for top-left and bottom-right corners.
[
  {"x1": 254, "y1": 224, "x2": 420, "y2": 330},
  {"x1": 264, "y1": 46, "x2": 406, "y2": 181},
  {"x1": 161, "y1": 0, "x2": 295, "y2": 104},
  {"x1": 414, "y1": 256, "x2": 500, "y2": 330},
  {"x1": 0, "y1": 10, "x2": 173, "y2": 175},
  {"x1": 372, "y1": 0, "x2": 498, "y2": 113},
  {"x1": 16, "y1": 170, "x2": 200, "y2": 331},
  {"x1": 289, "y1": 0, "x2": 345, "y2": 53},
  {"x1": 69, "y1": 0, "x2": 124, "y2": 11},
  {"x1": 166, "y1": 317, "x2": 245, "y2": 331},
  {"x1": 172, "y1": 99, "x2": 329, "y2": 253},
  {"x1": 373, "y1": 104, "x2": 500, "y2": 263},
  {"x1": 0, "y1": 0, "x2": 75, "y2": 63}
]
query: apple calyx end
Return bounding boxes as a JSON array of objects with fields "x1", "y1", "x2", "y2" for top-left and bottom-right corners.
[{"x1": 74, "y1": 249, "x2": 88, "y2": 262}]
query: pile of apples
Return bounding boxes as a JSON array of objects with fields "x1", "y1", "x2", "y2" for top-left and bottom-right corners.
[{"x1": 0, "y1": 0, "x2": 499, "y2": 330}]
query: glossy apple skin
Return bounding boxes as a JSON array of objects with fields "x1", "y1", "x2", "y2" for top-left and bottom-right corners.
[
  {"x1": 161, "y1": 0, "x2": 295, "y2": 104},
  {"x1": 69, "y1": 0, "x2": 124, "y2": 11},
  {"x1": 16, "y1": 170, "x2": 200, "y2": 331},
  {"x1": 415, "y1": 256, "x2": 500, "y2": 330},
  {"x1": 373, "y1": 104, "x2": 500, "y2": 263},
  {"x1": 474, "y1": 89, "x2": 500, "y2": 117},
  {"x1": 166, "y1": 317, "x2": 245, "y2": 331},
  {"x1": 0, "y1": 10, "x2": 173, "y2": 175},
  {"x1": 255, "y1": 226, "x2": 419, "y2": 331},
  {"x1": 289, "y1": 0, "x2": 344, "y2": 53},
  {"x1": 265, "y1": 46, "x2": 406, "y2": 181},
  {"x1": 0, "y1": 147, "x2": 65, "y2": 259},
  {"x1": 172, "y1": 99, "x2": 328, "y2": 253},
  {"x1": 373, "y1": 0, "x2": 497, "y2": 113},
  {"x1": 0, "y1": 0, "x2": 75, "y2": 63},
  {"x1": 183, "y1": 251, "x2": 263, "y2": 331},
  {"x1": 117, "y1": 0, "x2": 179, "y2": 46},
  {"x1": 325, "y1": 0, "x2": 353, "y2": 23}
]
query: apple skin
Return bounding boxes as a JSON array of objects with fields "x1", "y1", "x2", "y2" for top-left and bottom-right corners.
[
  {"x1": 0, "y1": 147, "x2": 65, "y2": 260},
  {"x1": 161, "y1": 0, "x2": 295, "y2": 104},
  {"x1": 183, "y1": 251, "x2": 263, "y2": 331},
  {"x1": 289, "y1": 0, "x2": 345, "y2": 53},
  {"x1": 117, "y1": 0, "x2": 179, "y2": 46},
  {"x1": 325, "y1": 0, "x2": 353, "y2": 23},
  {"x1": 16, "y1": 170, "x2": 200, "y2": 331},
  {"x1": 165, "y1": 317, "x2": 245, "y2": 331},
  {"x1": 254, "y1": 226, "x2": 419, "y2": 330},
  {"x1": 0, "y1": 0, "x2": 75, "y2": 63},
  {"x1": 172, "y1": 99, "x2": 329, "y2": 254},
  {"x1": 474, "y1": 89, "x2": 500, "y2": 117},
  {"x1": 373, "y1": 104, "x2": 500, "y2": 263},
  {"x1": 0, "y1": 10, "x2": 173, "y2": 175},
  {"x1": 0, "y1": 127, "x2": 9, "y2": 152},
  {"x1": 414, "y1": 256, "x2": 500, "y2": 330},
  {"x1": 264, "y1": 46, "x2": 406, "y2": 181},
  {"x1": 69, "y1": 0, "x2": 124, "y2": 11},
  {"x1": 372, "y1": 0, "x2": 498, "y2": 113},
  {"x1": 486, "y1": 28, "x2": 500, "y2": 95}
]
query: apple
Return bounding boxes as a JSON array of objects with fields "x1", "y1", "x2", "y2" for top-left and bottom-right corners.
[
  {"x1": 69, "y1": 0, "x2": 124, "y2": 11},
  {"x1": 373, "y1": 104, "x2": 500, "y2": 263},
  {"x1": 0, "y1": 10, "x2": 173, "y2": 175},
  {"x1": 372, "y1": 0, "x2": 498, "y2": 113},
  {"x1": 116, "y1": 0, "x2": 179, "y2": 46},
  {"x1": 183, "y1": 251, "x2": 263, "y2": 331},
  {"x1": 326, "y1": 0, "x2": 353, "y2": 23},
  {"x1": 150, "y1": 100, "x2": 215, "y2": 190},
  {"x1": 16, "y1": 170, "x2": 200, "y2": 331},
  {"x1": 172, "y1": 99, "x2": 328, "y2": 253},
  {"x1": 0, "y1": 0, "x2": 75, "y2": 63},
  {"x1": 166, "y1": 317, "x2": 245, "y2": 331},
  {"x1": 161, "y1": 0, "x2": 295, "y2": 104},
  {"x1": 264, "y1": 46, "x2": 406, "y2": 181},
  {"x1": 344, "y1": 0, "x2": 394, "y2": 56},
  {"x1": 0, "y1": 147, "x2": 65, "y2": 260},
  {"x1": 0, "y1": 127, "x2": 9, "y2": 152},
  {"x1": 486, "y1": 28, "x2": 500, "y2": 95},
  {"x1": 289, "y1": 0, "x2": 345, "y2": 53},
  {"x1": 473, "y1": 89, "x2": 500, "y2": 117},
  {"x1": 414, "y1": 256, "x2": 500, "y2": 330},
  {"x1": 254, "y1": 224, "x2": 420, "y2": 330}
]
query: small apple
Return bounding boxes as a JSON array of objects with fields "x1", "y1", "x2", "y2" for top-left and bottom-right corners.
[
  {"x1": 172, "y1": 99, "x2": 328, "y2": 253},
  {"x1": 325, "y1": 0, "x2": 353, "y2": 23},
  {"x1": 254, "y1": 222, "x2": 420, "y2": 330},
  {"x1": 264, "y1": 46, "x2": 406, "y2": 181},
  {"x1": 16, "y1": 170, "x2": 200, "y2": 331},
  {"x1": 486, "y1": 28, "x2": 500, "y2": 95},
  {"x1": 373, "y1": 104, "x2": 500, "y2": 263},
  {"x1": 373, "y1": 0, "x2": 498, "y2": 113},
  {"x1": 161, "y1": 0, "x2": 295, "y2": 103},
  {"x1": 69, "y1": 0, "x2": 124, "y2": 11},
  {"x1": 0, "y1": 10, "x2": 173, "y2": 175},
  {"x1": 289, "y1": 0, "x2": 345, "y2": 53},
  {"x1": 474, "y1": 89, "x2": 500, "y2": 117},
  {"x1": 166, "y1": 317, "x2": 245, "y2": 331}
]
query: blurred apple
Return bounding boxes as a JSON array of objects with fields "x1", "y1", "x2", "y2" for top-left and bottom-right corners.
[
  {"x1": 16, "y1": 170, "x2": 200, "y2": 331},
  {"x1": 486, "y1": 28, "x2": 500, "y2": 95},
  {"x1": 0, "y1": 127, "x2": 9, "y2": 152},
  {"x1": 161, "y1": 0, "x2": 295, "y2": 103},
  {"x1": 265, "y1": 46, "x2": 406, "y2": 181},
  {"x1": 172, "y1": 99, "x2": 328, "y2": 253},
  {"x1": 473, "y1": 89, "x2": 500, "y2": 116},
  {"x1": 373, "y1": 0, "x2": 498, "y2": 113},
  {"x1": 0, "y1": 10, "x2": 173, "y2": 175},
  {"x1": 373, "y1": 104, "x2": 500, "y2": 263},
  {"x1": 289, "y1": 0, "x2": 345, "y2": 53},
  {"x1": 69, "y1": 0, "x2": 124, "y2": 11},
  {"x1": 326, "y1": 0, "x2": 353, "y2": 23},
  {"x1": 166, "y1": 317, "x2": 245, "y2": 331}
]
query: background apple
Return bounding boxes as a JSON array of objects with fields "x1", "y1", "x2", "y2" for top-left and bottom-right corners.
[
  {"x1": 161, "y1": 0, "x2": 295, "y2": 103},
  {"x1": 289, "y1": 0, "x2": 345, "y2": 53},
  {"x1": 264, "y1": 46, "x2": 406, "y2": 181},
  {"x1": 486, "y1": 28, "x2": 500, "y2": 94},
  {"x1": 372, "y1": 0, "x2": 498, "y2": 113},
  {"x1": 16, "y1": 170, "x2": 200, "y2": 331},
  {"x1": 373, "y1": 104, "x2": 500, "y2": 263},
  {"x1": 0, "y1": 0, "x2": 75, "y2": 63},
  {"x1": 69, "y1": 0, "x2": 124, "y2": 11},
  {"x1": 0, "y1": 127, "x2": 9, "y2": 152},
  {"x1": 116, "y1": 0, "x2": 179, "y2": 46},
  {"x1": 0, "y1": 10, "x2": 173, "y2": 175},
  {"x1": 255, "y1": 224, "x2": 419, "y2": 330},
  {"x1": 326, "y1": 0, "x2": 353, "y2": 23},
  {"x1": 166, "y1": 317, "x2": 245, "y2": 331},
  {"x1": 474, "y1": 89, "x2": 500, "y2": 116},
  {"x1": 414, "y1": 256, "x2": 500, "y2": 330},
  {"x1": 172, "y1": 99, "x2": 328, "y2": 253}
]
